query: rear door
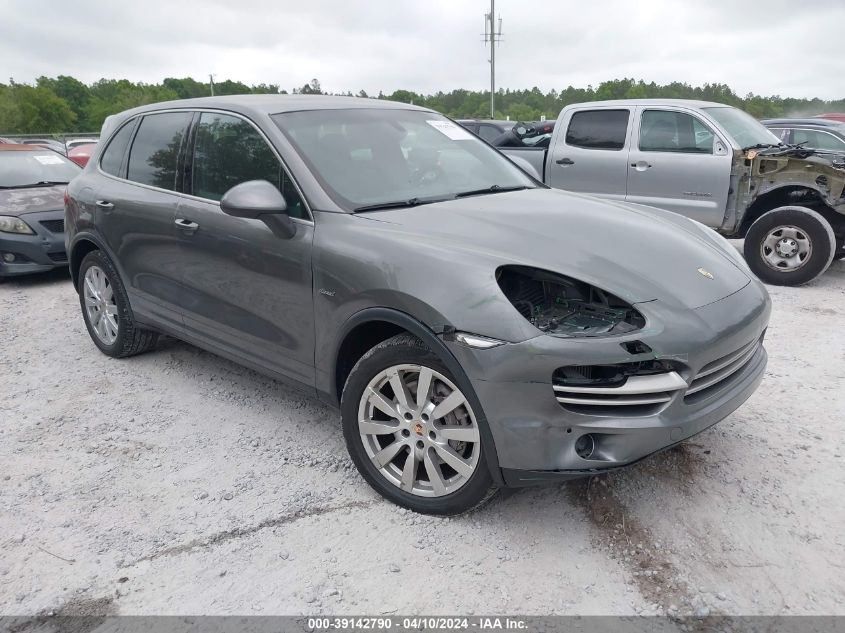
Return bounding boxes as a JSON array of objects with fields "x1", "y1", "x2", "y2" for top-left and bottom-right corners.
[
  {"x1": 547, "y1": 107, "x2": 632, "y2": 200},
  {"x1": 94, "y1": 111, "x2": 192, "y2": 328},
  {"x1": 626, "y1": 107, "x2": 732, "y2": 227},
  {"x1": 175, "y1": 110, "x2": 315, "y2": 385}
]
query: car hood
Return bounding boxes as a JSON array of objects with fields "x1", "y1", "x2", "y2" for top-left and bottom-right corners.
[
  {"x1": 359, "y1": 188, "x2": 750, "y2": 311},
  {"x1": 0, "y1": 185, "x2": 65, "y2": 216}
]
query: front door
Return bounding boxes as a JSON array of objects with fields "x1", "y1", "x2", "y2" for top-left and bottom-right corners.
[
  {"x1": 626, "y1": 107, "x2": 732, "y2": 227},
  {"x1": 548, "y1": 107, "x2": 632, "y2": 200},
  {"x1": 175, "y1": 111, "x2": 315, "y2": 386}
]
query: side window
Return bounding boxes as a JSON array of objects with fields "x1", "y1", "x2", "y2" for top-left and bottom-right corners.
[
  {"x1": 477, "y1": 124, "x2": 503, "y2": 143},
  {"x1": 793, "y1": 129, "x2": 845, "y2": 151},
  {"x1": 100, "y1": 120, "x2": 136, "y2": 177},
  {"x1": 565, "y1": 109, "x2": 629, "y2": 150},
  {"x1": 768, "y1": 128, "x2": 790, "y2": 143},
  {"x1": 127, "y1": 112, "x2": 192, "y2": 190},
  {"x1": 191, "y1": 112, "x2": 307, "y2": 219},
  {"x1": 639, "y1": 110, "x2": 714, "y2": 154}
]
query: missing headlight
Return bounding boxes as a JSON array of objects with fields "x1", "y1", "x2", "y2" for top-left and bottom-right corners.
[{"x1": 496, "y1": 266, "x2": 645, "y2": 337}]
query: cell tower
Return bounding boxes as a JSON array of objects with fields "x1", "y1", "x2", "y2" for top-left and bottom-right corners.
[{"x1": 483, "y1": 0, "x2": 502, "y2": 119}]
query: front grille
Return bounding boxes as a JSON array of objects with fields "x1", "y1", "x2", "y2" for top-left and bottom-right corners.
[
  {"x1": 684, "y1": 336, "x2": 763, "y2": 403},
  {"x1": 40, "y1": 219, "x2": 65, "y2": 234},
  {"x1": 553, "y1": 366, "x2": 687, "y2": 416},
  {"x1": 552, "y1": 335, "x2": 764, "y2": 415},
  {"x1": 47, "y1": 251, "x2": 67, "y2": 262}
]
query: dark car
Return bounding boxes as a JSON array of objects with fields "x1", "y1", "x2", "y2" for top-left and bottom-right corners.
[
  {"x1": 65, "y1": 96, "x2": 770, "y2": 515},
  {"x1": 762, "y1": 118, "x2": 845, "y2": 153},
  {"x1": 0, "y1": 145, "x2": 80, "y2": 276},
  {"x1": 456, "y1": 119, "x2": 515, "y2": 143}
]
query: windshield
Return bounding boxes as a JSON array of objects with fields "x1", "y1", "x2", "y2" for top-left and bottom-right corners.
[
  {"x1": 702, "y1": 107, "x2": 782, "y2": 149},
  {"x1": 272, "y1": 108, "x2": 537, "y2": 210},
  {"x1": 0, "y1": 150, "x2": 81, "y2": 188}
]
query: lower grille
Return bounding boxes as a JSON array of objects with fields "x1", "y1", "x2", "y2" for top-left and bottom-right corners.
[
  {"x1": 684, "y1": 337, "x2": 762, "y2": 402},
  {"x1": 40, "y1": 219, "x2": 65, "y2": 234},
  {"x1": 553, "y1": 370, "x2": 687, "y2": 416},
  {"x1": 47, "y1": 251, "x2": 68, "y2": 262}
]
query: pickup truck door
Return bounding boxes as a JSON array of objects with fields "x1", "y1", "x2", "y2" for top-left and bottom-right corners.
[
  {"x1": 625, "y1": 106, "x2": 732, "y2": 227},
  {"x1": 547, "y1": 107, "x2": 633, "y2": 200}
]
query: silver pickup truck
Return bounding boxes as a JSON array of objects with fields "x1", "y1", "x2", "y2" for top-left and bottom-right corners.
[{"x1": 501, "y1": 99, "x2": 845, "y2": 286}]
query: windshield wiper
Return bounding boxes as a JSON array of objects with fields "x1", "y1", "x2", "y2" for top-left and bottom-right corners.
[
  {"x1": 742, "y1": 143, "x2": 780, "y2": 151},
  {"x1": 453, "y1": 184, "x2": 530, "y2": 199},
  {"x1": 353, "y1": 196, "x2": 454, "y2": 213},
  {"x1": 5, "y1": 181, "x2": 71, "y2": 189}
]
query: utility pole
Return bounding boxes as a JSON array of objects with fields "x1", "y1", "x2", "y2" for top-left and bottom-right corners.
[
  {"x1": 483, "y1": 0, "x2": 502, "y2": 119},
  {"x1": 209, "y1": 74, "x2": 215, "y2": 96}
]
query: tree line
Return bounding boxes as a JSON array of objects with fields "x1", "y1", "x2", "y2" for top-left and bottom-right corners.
[{"x1": 1, "y1": 75, "x2": 843, "y2": 134}]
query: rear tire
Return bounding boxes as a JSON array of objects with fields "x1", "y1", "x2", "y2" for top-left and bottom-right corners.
[
  {"x1": 341, "y1": 334, "x2": 497, "y2": 515},
  {"x1": 78, "y1": 250, "x2": 158, "y2": 357},
  {"x1": 743, "y1": 206, "x2": 835, "y2": 286}
]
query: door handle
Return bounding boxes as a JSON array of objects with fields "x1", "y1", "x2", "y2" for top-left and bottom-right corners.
[
  {"x1": 556, "y1": 157, "x2": 575, "y2": 165},
  {"x1": 630, "y1": 161, "x2": 652, "y2": 170},
  {"x1": 95, "y1": 200, "x2": 114, "y2": 211},
  {"x1": 175, "y1": 218, "x2": 199, "y2": 233}
]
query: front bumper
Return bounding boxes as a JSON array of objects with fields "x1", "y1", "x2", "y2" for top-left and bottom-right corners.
[
  {"x1": 0, "y1": 210, "x2": 67, "y2": 277},
  {"x1": 446, "y1": 280, "x2": 771, "y2": 481}
]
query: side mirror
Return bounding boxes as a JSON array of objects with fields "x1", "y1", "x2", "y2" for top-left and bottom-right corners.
[{"x1": 220, "y1": 180, "x2": 296, "y2": 239}]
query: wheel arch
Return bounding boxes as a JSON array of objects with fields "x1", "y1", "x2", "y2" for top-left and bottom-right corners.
[
  {"x1": 69, "y1": 233, "x2": 106, "y2": 289},
  {"x1": 329, "y1": 307, "x2": 503, "y2": 485},
  {"x1": 740, "y1": 185, "x2": 843, "y2": 237}
]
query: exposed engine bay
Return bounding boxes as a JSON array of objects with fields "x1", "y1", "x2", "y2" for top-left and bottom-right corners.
[{"x1": 496, "y1": 266, "x2": 645, "y2": 337}]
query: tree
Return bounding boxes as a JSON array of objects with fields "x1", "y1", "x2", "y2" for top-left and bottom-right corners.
[
  {"x1": 1, "y1": 75, "x2": 844, "y2": 135},
  {"x1": 36, "y1": 75, "x2": 89, "y2": 129},
  {"x1": 300, "y1": 78, "x2": 322, "y2": 95},
  {"x1": 0, "y1": 81, "x2": 76, "y2": 133}
]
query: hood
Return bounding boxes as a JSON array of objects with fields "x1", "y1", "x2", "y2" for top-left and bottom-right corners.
[
  {"x1": 0, "y1": 185, "x2": 65, "y2": 216},
  {"x1": 359, "y1": 188, "x2": 750, "y2": 311}
]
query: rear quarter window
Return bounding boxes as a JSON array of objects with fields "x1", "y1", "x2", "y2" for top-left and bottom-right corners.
[
  {"x1": 565, "y1": 109, "x2": 630, "y2": 150},
  {"x1": 99, "y1": 120, "x2": 137, "y2": 177}
]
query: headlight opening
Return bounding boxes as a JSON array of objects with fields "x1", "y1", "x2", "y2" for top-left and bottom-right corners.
[{"x1": 496, "y1": 266, "x2": 645, "y2": 337}]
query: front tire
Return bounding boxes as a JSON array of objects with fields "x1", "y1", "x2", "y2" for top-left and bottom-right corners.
[
  {"x1": 341, "y1": 334, "x2": 497, "y2": 515},
  {"x1": 78, "y1": 250, "x2": 158, "y2": 357},
  {"x1": 743, "y1": 206, "x2": 835, "y2": 286}
]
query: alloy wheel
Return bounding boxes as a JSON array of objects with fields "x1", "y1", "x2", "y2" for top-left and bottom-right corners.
[
  {"x1": 83, "y1": 265, "x2": 119, "y2": 345},
  {"x1": 357, "y1": 364, "x2": 481, "y2": 497}
]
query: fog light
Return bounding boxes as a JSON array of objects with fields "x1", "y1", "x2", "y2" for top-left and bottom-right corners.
[
  {"x1": 2, "y1": 253, "x2": 15, "y2": 263},
  {"x1": 575, "y1": 434, "x2": 595, "y2": 459}
]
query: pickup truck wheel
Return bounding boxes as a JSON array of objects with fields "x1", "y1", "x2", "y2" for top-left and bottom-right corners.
[
  {"x1": 341, "y1": 334, "x2": 497, "y2": 515},
  {"x1": 743, "y1": 206, "x2": 836, "y2": 286}
]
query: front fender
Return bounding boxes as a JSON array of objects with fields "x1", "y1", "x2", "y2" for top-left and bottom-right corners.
[{"x1": 321, "y1": 306, "x2": 504, "y2": 484}]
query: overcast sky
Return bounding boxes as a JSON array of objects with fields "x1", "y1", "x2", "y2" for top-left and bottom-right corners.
[{"x1": 2, "y1": 0, "x2": 843, "y2": 99}]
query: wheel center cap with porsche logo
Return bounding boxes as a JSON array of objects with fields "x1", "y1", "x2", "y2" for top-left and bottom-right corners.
[
  {"x1": 413, "y1": 423, "x2": 424, "y2": 436},
  {"x1": 697, "y1": 267, "x2": 714, "y2": 279}
]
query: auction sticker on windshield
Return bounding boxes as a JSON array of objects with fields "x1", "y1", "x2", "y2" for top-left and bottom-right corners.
[
  {"x1": 427, "y1": 120, "x2": 474, "y2": 140},
  {"x1": 33, "y1": 154, "x2": 64, "y2": 165}
]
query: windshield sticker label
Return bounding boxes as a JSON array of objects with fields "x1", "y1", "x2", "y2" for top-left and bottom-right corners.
[
  {"x1": 426, "y1": 120, "x2": 474, "y2": 140},
  {"x1": 33, "y1": 154, "x2": 64, "y2": 165}
]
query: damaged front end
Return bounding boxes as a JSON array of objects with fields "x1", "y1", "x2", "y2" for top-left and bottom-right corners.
[
  {"x1": 730, "y1": 146, "x2": 845, "y2": 231},
  {"x1": 496, "y1": 266, "x2": 646, "y2": 337}
]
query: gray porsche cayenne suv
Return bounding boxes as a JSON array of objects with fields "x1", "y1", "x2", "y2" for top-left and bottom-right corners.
[{"x1": 66, "y1": 95, "x2": 771, "y2": 514}]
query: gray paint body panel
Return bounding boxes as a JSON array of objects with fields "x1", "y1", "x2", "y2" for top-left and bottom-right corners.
[{"x1": 66, "y1": 95, "x2": 771, "y2": 479}]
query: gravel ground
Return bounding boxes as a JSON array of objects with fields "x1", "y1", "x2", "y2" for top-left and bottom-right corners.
[{"x1": 1, "y1": 250, "x2": 844, "y2": 617}]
